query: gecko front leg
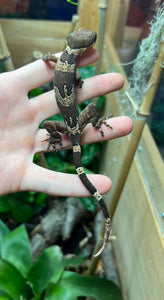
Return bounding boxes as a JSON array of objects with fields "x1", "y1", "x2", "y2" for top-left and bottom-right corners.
[{"x1": 42, "y1": 53, "x2": 58, "y2": 63}]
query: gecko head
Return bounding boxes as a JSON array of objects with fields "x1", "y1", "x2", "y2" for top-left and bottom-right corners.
[{"x1": 66, "y1": 28, "x2": 97, "y2": 50}]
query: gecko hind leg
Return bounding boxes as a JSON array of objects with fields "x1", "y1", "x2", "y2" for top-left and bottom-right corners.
[
  {"x1": 43, "y1": 120, "x2": 68, "y2": 151},
  {"x1": 79, "y1": 102, "x2": 113, "y2": 136}
]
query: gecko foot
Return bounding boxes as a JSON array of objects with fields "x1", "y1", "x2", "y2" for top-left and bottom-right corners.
[
  {"x1": 42, "y1": 52, "x2": 58, "y2": 63},
  {"x1": 96, "y1": 116, "x2": 113, "y2": 136},
  {"x1": 42, "y1": 135, "x2": 63, "y2": 151}
]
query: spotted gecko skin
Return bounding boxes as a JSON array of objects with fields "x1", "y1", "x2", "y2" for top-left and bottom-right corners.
[{"x1": 43, "y1": 28, "x2": 111, "y2": 257}]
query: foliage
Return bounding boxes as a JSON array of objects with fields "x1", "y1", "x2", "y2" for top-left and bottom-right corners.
[
  {"x1": 0, "y1": 192, "x2": 48, "y2": 223},
  {"x1": 28, "y1": 88, "x2": 44, "y2": 99},
  {"x1": 0, "y1": 221, "x2": 123, "y2": 300}
]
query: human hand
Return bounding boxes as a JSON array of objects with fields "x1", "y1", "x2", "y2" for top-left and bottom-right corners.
[{"x1": 0, "y1": 49, "x2": 132, "y2": 196}]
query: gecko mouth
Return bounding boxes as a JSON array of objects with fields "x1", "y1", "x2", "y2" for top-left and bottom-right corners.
[
  {"x1": 87, "y1": 32, "x2": 97, "y2": 48},
  {"x1": 82, "y1": 32, "x2": 97, "y2": 54},
  {"x1": 92, "y1": 34, "x2": 97, "y2": 46},
  {"x1": 83, "y1": 39, "x2": 96, "y2": 55}
]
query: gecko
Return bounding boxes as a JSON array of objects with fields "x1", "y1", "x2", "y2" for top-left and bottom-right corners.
[{"x1": 42, "y1": 28, "x2": 111, "y2": 257}]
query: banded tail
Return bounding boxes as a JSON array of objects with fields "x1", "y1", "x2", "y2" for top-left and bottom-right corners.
[{"x1": 73, "y1": 144, "x2": 111, "y2": 257}]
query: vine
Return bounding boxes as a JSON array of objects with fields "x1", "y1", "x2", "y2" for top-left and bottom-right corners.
[{"x1": 67, "y1": 0, "x2": 78, "y2": 5}]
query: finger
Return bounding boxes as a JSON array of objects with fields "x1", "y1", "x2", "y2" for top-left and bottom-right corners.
[
  {"x1": 20, "y1": 163, "x2": 112, "y2": 197},
  {"x1": 16, "y1": 48, "x2": 99, "y2": 92},
  {"x1": 76, "y1": 72, "x2": 124, "y2": 101},
  {"x1": 81, "y1": 116, "x2": 133, "y2": 145},
  {"x1": 34, "y1": 116, "x2": 133, "y2": 153},
  {"x1": 31, "y1": 73, "x2": 124, "y2": 121}
]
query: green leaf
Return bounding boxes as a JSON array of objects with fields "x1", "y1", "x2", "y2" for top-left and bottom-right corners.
[
  {"x1": 59, "y1": 271, "x2": 123, "y2": 300},
  {"x1": 0, "y1": 221, "x2": 10, "y2": 255},
  {"x1": 78, "y1": 65, "x2": 95, "y2": 80},
  {"x1": 1, "y1": 225, "x2": 32, "y2": 277},
  {"x1": 28, "y1": 246, "x2": 63, "y2": 295},
  {"x1": 82, "y1": 143, "x2": 101, "y2": 166},
  {"x1": 7, "y1": 195, "x2": 33, "y2": 222},
  {"x1": 61, "y1": 256, "x2": 84, "y2": 269},
  {"x1": 26, "y1": 191, "x2": 37, "y2": 203},
  {"x1": 28, "y1": 88, "x2": 43, "y2": 99},
  {"x1": 11, "y1": 202, "x2": 33, "y2": 222},
  {"x1": 0, "y1": 259, "x2": 27, "y2": 300},
  {"x1": 0, "y1": 289, "x2": 13, "y2": 299},
  {"x1": 0, "y1": 220, "x2": 10, "y2": 239},
  {"x1": 2, "y1": 193, "x2": 34, "y2": 222},
  {"x1": 0, "y1": 197, "x2": 11, "y2": 213},
  {"x1": 97, "y1": 95, "x2": 105, "y2": 108},
  {"x1": 45, "y1": 283, "x2": 76, "y2": 300},
  {"x1": 36, "y1": 193, "x2": 48, "y2": 207},
  {"x1": 45, "y1": 153, "x2": 69, "y2": 172},
  {"x1": 79, "y1": 197, "x2": 97, "y2": 212},
  {"x1": 0, "y1": 296, "x2": 12, "y2": 300}
]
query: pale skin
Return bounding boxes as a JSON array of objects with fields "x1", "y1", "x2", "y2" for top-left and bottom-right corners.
[{"x1": 0, "y1": 48, "x2": 133, "y2": 197}]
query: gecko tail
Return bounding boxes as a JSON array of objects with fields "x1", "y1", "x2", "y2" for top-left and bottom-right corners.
[
  {"x1": 78, "y1": 168, "x2": 111, "y2": 257},
  {"x1": 73, "y1": 146, "x2": 111, "y2": 256},
  {"x1": 93, "y1": 214, "x2": 111, "y2": 257},
  {"x1": 92, "y1": 196, "x2": 111, "y2": 257}
]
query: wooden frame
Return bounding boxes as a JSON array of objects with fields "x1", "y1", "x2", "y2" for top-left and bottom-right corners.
[
  {"x1": 0, "y1": 19, "x2": 71, "y2": 68},
  {"x1": 102, "y1": 34, "x2": 164, "y2": 300}
]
